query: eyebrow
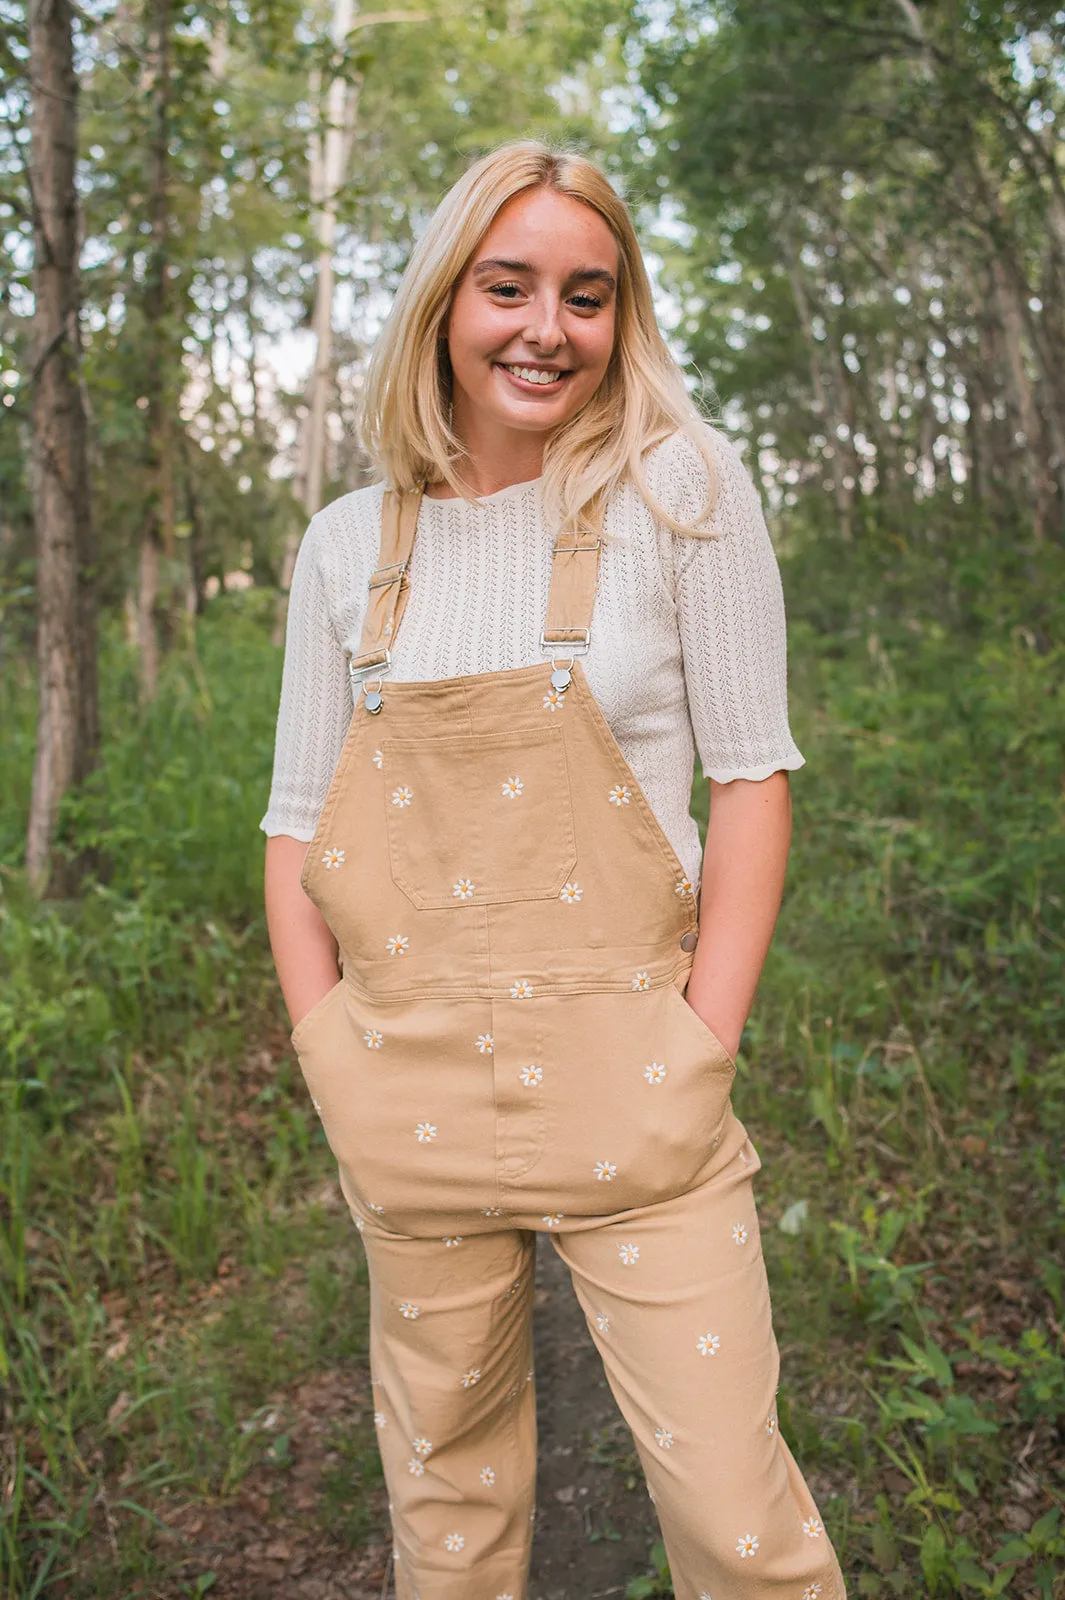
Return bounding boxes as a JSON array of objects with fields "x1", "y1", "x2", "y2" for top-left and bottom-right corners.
[{"x1": 471, "y1": 257, "x2": 617, "y2": 292}]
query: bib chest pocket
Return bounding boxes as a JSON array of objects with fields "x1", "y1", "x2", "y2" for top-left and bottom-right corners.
[{"x1": 383, "y1": 726, "x2": 577, "y2": 909}]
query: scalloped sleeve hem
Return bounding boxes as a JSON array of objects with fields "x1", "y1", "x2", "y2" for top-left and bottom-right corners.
[{"x1": 702, "y1": 751, "x2": 806, "y2": 784}]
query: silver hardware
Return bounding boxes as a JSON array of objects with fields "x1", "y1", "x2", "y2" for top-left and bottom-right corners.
[
  {"x1": 349, "y1": 649, "x2": 392, "y2": 686},
  {"x1": 365, "y1": 689, "x2": 383, "y2": 714},
  {"x1": 367, "y1": 560, "x2": 408, "y2": 591},
  {"x1": 680, "y1": 930, "x2": 698, "y2": 953},
  {"x1": 550, "y1": 666, "x2": 572, "y2": 691},
  {"x1": 539, "y1": 628, "x2": 590, "y2": 655}
]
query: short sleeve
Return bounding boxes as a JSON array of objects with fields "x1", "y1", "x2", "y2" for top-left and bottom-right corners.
[
  {"x1": 650, "y1": 427, "x2": 805, "y2": 784},
  {"x1": 259, "y1": 515, "x2": 353, "y2": 840}
]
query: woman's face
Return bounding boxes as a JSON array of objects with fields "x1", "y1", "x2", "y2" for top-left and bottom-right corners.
[{"x1": 444, "y1": 186, "x2": 619, "y2": 445}]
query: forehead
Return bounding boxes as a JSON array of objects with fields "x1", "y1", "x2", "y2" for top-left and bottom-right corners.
[{"x1": 471, "y1": 186, "x2": 619, "y2": 271}]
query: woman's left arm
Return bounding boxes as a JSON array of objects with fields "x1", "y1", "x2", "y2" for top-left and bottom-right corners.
[{"x1": 685, "y1": 771, "x2": 792, "y2": 1062}]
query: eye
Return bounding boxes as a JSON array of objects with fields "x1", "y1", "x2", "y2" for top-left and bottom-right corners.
[
  {"x1": 570, "y1": 293, "x2": 603, "y2": 310},
  {"x1": 487, "y1": 281, "x2": 523, "y2": 298}
]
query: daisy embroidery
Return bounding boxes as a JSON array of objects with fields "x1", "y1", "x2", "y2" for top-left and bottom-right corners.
[
  {"x1": 803, "y1": 1517, "x2": 824, "y2": 1539},
  {"x1": 542, "y1": 687, "x2": 564, "y2": 711},
  {"x1": 497, "y1": 1594, "x2": 515, "y2": 1600},
  {"x1": 479, "y1": 1466, "x2": 496, "y2": 1486},
  {"x1": 481, "y1": 1205, "x2": 503, "y2": 1217},
  {"x1": 475, "y1": 1033, "x2": 494, "y2": 1054},
  {"x1": 364, "y1": 1029, "x2": 383, "y2": 1049},
  {"x1": 407, "y1": 1457, "x2": 425, "y2": 1475},
  {"x1": 373, "y1": 1411, "x2": 386, "y2": 1429},
  {"x1": 542, "y1": 1212, "x2": 564, "y2": 1228},
  {"x1": 510, "y1": 978, "x2": 533, "y2": 999},
  {"x1": 765, "y1": 1414, "x2": 777, "y2": 1435},
  {"x1": 444, "y1": 1533, "x2": 465, "y2": 1553},
  {"x1": 412, "y1": 1437, "x2": 433, "y2": 1457},
  {"x1": 322, "y1": 847, "x2": 345, "y2": 869},
  {"x1": 675, "y1": 876, "x2": 694, "y2": 896},
  {"x1": 618, "y1": 1242, "x2": 640, "y2": 1266},
  {"x1": 386, "y1": 934, "x2": 409, "y2": 956},
  {"x1": 442, "y1": 1235, "x2": 463, "y2": 1248},
  {"x1": 559, "y1": 882, "x2": 583, "y2": 903},
  {"x1": 354, "y1": 1217, "x2": 365, "y2": 1232},
  {"x1": 368, "y1": 1202, "x2": 384, "y2": 1215},
  {"x1": 501, "y1": 777, "x2": 524, "y2": 798},
  {"x1": 608, "y1": 783, "x2": 631, "y2": 805},
  {"x1": 391, "y1": 786, "x2": 413, "y2": 807},
  {"x1": 596, "y1": 1313, "x2": 611, "y2": 1333},
  {"x1": 461, "y1": 1368, "x2": 482, "y2": 1389},
  {"x1": 632, "y1": 971, "x2": 651, "y2": 991},
  {"x1": 311, "y1": 1097, "x2": 322, "y2": 1115},
  {"x1": 654, "y1": 1427, "x2": 674, "y2": 1449},
  {"x1": 415, "y1": 1122, "x2": 438, "y2": 1143},
  {"x1": 371, "y1": 749, "x2": 383, "y2": 768},
  {"x1": 737, "y1": 1532, "x2": 760, "y2": 1558},
  {"x1": 803, "y1": 1587, "x2": 823, "y2": 1599},
  {"x1": 519, "y1": 1064, "x2": 543, "y2": 1087},
  {"x1": 644, "y1": 1062, "x2": 668, "y2": 1084},
  {"x1": 593, "y1": 1160, "x2": 617, "y2": 1182},
  {"x1": 453, "y1": 878, "x2": 475, "y2": 899},
  {"x1": 399, "y1": 1302, "x2": 420, "y2": 1320},
  {"x1": 697, "y1": 1333, "x2": 720, "y2": 1357},
  {"x1": 732, "y1": 1222, "x2": 749, "y2": 1245}
]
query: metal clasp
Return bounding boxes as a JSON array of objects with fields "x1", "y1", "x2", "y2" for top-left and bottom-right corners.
[
  {"x1": 349, "y1": 649, "x2": 392, "y2": 714},
  {"x1": 539, "y1": 627, "x2": 590, "y2": 656}
]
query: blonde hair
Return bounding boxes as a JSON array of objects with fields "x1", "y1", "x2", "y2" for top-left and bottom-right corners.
[{"x1": 358, "y1": 139, "x2": 722, "y2": 538}]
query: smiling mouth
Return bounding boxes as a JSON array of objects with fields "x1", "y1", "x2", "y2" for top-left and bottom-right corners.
[{"x1": 496, "y1": 362, "x2": 571, "y2": 388}]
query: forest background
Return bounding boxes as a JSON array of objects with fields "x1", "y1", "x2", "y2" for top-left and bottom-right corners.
[{"x1": 2, "y1": 1, "x2": 1064, "y2": 1596}]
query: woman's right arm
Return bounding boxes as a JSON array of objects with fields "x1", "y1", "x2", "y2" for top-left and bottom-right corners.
[
  {"x1": 260, "y1": 513, "x2": 355, "y2": 1035},
  {"x1": 264, "y1": 836, "x2": 341, "y2": 1034}
]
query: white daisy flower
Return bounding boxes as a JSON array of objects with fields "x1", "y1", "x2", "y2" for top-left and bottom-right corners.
[
  {"x1": 322, "y1": 847, "x2": 345, "y2": 869},
  {"x1": 461, "y1": 1367, "x2": 481, "y2": 1388},
  {"x1": 475, "y1": 1033, "x2": 494, "y2": 1054},
  {"x1": 700, "y1": 1593, "x2": 713, "y2": 1600},
  {"x1": 803, "y1": 1516, "x2": 823, "y2": 1539},
  {"x1": 496, "y1": 1593, "x2": 515, "y2": 1600},
  {"x1": 519, "y1": 1064, "x2": 543, "y2": 1087},
  {"x1": 364, "y1": 1028, "x2": 384, "y2": 1049},
  {"x1": 697, "y1": 1333, "x2": 720, "y2": 1357},
  {"x1": 479, "y1": 1465, "x2": 496, "y2": 1485},
  {"x1": 368, "y1": 1202, "x2": 384, "y2": 1215},
  {"x1": 732, "y1": 1222, "x2": 748, "y2": 1245},
  {"x1": 442, "y1": 1235, "x2": 463, "y2": 1248},
  {"x1": 391, "y1": 786, "x2": 413, "y2": 807},
  {"x1": 618, "y1": 1242, "x2": 640, "y2": 1266},
  {"x1": 354, "y1": 1217, "x2": 365, "y2": 1233},
  {"x1": 765, "y1": 1414, "x2": 777, "y2": 1435},
  {"x1": 737, "y1": 1532, "x2": 760, "y2": 1558},
  {"x1": 452, "y1": 877, "x2": 475, "y2": 899},
  {"x1": 407, "y1": 1457, "x2": 425, "y2": 1475},
  {"x1": 311, "y1": 1097, "x2": 322, "y2": 1114},
  {"x1": 510, "y1": 978, "x2": 533, "y2": 999},
  {"x1": 399, "y1": 1302, "x2": 420, "y2": 1320},
  {"x1": 386, "y1": 934, "x2": 409, "y2": 956},
  {"x1": 481, "y1": 1205, "x2": 503, "y2": 1217},
  {"x1": 675, "y1": 877, "x2": 694, "y2": 896},
  {"x1": 595, "y1": 1313, "x2": 611, "y2": 1333},
  {"x1": 444, "y1": 1532, "x2": 465, "y2": 1552},
  {"x1": 371, "y1": 749, "x2": 383, "y2": 768},
  {"x1": 608, "y1": 783, "x2": 631, "y2": 805},
  {"x1": 412, "y1": 1437, "x2": 433, "y2": 1457},
  {"x1": 415, "y1": 1121, "x2": 438, "y2": 1143},
  {"x1": 803, "y1": 1586, "x2": 823, "y2": 1599},
  {"x1": 542, "y1": 1212, "x2": 564, "y2": 1228},
  {"x1": 643, "y1": 1062, "x2": 668, "y2": 1084},
  {"x1": 501, "y1": 777, "x2": 524, "y2": 798},
  {"x1": 654, "y1": 1427, "x2": 674, "y2": 1449},
  {"x1": 373, "y1": 1411, "x2": 386, "y2": 1429},
  {"x1": 593, "y1": 1160, "x2": 617, "y2": 1182},
  {"x1": 631, "y1": 970, "x2": 651, "y2": 991},
  {"x1": 542, "y1": 687, "x2": 564, "y2": 711},
  {"x1": 559, "y1": 881, "x2": 583, "y2": 903}
]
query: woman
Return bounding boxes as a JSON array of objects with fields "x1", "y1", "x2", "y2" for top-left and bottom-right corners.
[{"x1": 261, "y1": 140, "x2": 845, "y2": 1600}]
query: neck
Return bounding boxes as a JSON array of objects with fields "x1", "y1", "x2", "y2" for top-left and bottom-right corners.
[{"x1": 427, "y1": 397, "x2": 545, "y2": 499}]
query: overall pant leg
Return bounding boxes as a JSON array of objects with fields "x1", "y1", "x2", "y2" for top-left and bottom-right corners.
[
  {"x1": 551, "y1": 1136, "x2": 845, "y2": 1600},
  {"x1": 357, "y1": 1210, "x2": 538, "y2": 1600}
]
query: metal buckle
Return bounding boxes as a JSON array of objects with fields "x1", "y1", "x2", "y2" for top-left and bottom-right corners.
[
  {"x1": 367, "y1": 561, "x2": 408, "y2": 591},
  {"x1": 539, "y1": 627, "x2": 590, "y2": 655},
  {"x1": 349, "y1": 648, "x2": 393, "y2": 686},
  {"x1": 552, "y1": 537, "x2": 602, "y2": 555}
]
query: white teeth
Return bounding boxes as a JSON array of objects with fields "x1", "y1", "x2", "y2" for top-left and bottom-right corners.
[{"x1": 503, "y1": 365, "x2": 564, "y2": 385}]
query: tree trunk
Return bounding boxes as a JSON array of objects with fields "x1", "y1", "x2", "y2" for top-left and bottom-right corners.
[
  {"x1": 783, "y1": 234, "x2": 854, "y2": 541},
  {"x1": 25, "y1": 0, "x2": 99, "y2": 898}
]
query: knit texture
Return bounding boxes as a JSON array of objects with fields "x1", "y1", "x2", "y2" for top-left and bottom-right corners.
[{"x1": 259, "y1": 425, "x2": 805, "y2": 889}]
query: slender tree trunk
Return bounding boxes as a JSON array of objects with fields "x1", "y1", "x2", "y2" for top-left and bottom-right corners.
[
  {"x1": 25, "y1": 0, "x2": 99, "y2": 897},
  {"x1": 137, "y1": 0, "x2": 172, "y2": 698},
  {"x1": 783, "y1": 235, "x2": 854, "y2": 541}
]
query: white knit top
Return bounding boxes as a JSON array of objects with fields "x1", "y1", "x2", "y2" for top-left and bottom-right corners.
[{"x1": 259, "y1": 425, "x2": 805, "y2": 890}]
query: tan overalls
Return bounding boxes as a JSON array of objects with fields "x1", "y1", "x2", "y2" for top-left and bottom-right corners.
[{"x1": 290, "y1": 489, "x2": 846, "y2": 1600}]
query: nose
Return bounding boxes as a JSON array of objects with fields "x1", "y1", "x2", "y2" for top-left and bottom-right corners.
[{"x1": 523, "y1": 293, "x2": 565, "y2": 354}]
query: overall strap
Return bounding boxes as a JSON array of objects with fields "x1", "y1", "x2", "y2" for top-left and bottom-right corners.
[
  {"x1": 541, "y1": 528, "x2": 603, "y2": 657},
  {"x1": 349, "y1": 487, "x2": 423, "y2": 696}
]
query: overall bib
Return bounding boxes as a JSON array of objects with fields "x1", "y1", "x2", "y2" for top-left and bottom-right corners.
[{"x1": 290, "y1": 489, "x2": 846, "y2": 1600}]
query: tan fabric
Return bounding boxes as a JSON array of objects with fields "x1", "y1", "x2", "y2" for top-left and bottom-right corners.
[{"x1": 291, "y1": 489, "x2": 846, "y2": 1600}]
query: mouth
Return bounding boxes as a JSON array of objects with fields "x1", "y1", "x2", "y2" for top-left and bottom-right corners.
[{"x1": 495, "y1": 362, "x2": 572, "y2": 392}]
